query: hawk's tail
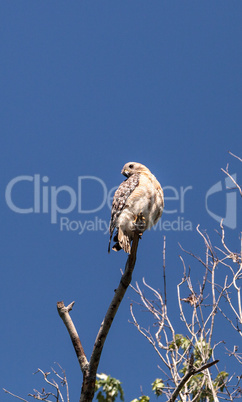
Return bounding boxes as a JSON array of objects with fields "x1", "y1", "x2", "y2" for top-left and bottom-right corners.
[
  {"x1": 117, "y1": 227, "x2": 131, "y2": 254},
  {"x1": 108, "y1": 228, "x2": 131, "y2": 254}
]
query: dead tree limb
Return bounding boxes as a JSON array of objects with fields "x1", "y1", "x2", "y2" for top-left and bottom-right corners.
[
  {"x1": 57, "y1": 231, "x2": 140, "y2": 402},
  {"x1": 57, "y1": 301, "x2": 88, "y2": 373}
]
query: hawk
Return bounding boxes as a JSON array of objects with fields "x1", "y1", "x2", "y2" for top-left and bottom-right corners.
[{"x1": 108, "y1": 162, "x2": 164, "y2": 254}]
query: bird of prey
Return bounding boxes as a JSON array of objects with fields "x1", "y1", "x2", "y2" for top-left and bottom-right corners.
[{"x1": 108, "y1": 162, "x2": 164, "y2": 254}]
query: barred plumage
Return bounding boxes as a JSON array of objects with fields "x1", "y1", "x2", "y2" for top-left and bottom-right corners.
[{"x1": 108, "y1": 162, "x2": 164, "y2": 254}]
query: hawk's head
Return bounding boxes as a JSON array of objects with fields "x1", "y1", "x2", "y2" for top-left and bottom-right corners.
[{"x1": 121, "y1": 162, "x2": 150, "y2": 178}]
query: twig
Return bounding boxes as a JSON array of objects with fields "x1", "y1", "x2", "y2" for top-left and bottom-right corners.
[
  {"x1": 163, "y1": 236, "x2": 167, "y2": 306},
  {"x1": 52, "y1": 363, "x2": 70, "y2": 402},
  {"x1": 228, "y1": 151, "x2": 242, "y2": 163},
  {"x1": 130, "y1": 303, "x2": 168, "y2": 366},
  {"x1": 221, "y1": 168, "x2": 242, "y2": 197},
  {"x1": 3, "y1": 390, "x2": 29, "y2": 402}
]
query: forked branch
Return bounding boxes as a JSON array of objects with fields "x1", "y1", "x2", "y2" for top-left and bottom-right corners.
[{"x1": 57, "y1": 230, "x2": 140, "y2": 402}]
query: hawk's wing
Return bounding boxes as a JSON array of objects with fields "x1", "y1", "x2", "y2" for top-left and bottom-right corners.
[{"x1": 108, "y1": 173, "x2": 139, "y2": 252}]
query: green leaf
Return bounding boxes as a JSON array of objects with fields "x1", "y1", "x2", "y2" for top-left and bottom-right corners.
[
  {"x1": 214, "y1": 371, "x2": 228, "y2": 392},
  {"x1": 131, "y1": 397, "x2": 150, "y2": 402},
  {"x1": 95, "y1": 373, "x2": 124, "y2": 402},
  {"x1": 169, "y1": 334, "x2": 190, "y2": 351},
  {"x1": 152, "y1": 379, "x2": 164, "y2": 396}
]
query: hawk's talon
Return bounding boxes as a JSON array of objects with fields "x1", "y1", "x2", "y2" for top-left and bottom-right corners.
[
  {"x1": 133, "y1": 212, "x2": 146, "y2": 234},
  {"x1": 133, "y1": 213, "x2": 146, "y2": 224}
]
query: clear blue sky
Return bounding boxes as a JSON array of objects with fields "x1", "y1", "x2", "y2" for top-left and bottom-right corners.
[{"x1": 1, "y1": 2, "x2": 242, "y2": 401}]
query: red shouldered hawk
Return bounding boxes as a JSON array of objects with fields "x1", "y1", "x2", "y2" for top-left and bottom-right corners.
[{"x1": 108, "y1": 162, "x2": 164, "y2": 254}]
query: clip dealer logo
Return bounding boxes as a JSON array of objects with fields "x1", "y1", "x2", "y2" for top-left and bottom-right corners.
[
  {"x1": 5, "y1": 175, "x2": 112, "y2": 224},
  {"x1": 205, "y1": 174, "x2": 237, "y2": 229},
  {"x1": 4, "y1": 173, "x2": 238, "y2": 233}
]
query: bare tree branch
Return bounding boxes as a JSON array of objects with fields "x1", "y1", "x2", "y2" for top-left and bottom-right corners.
[
  {"x1": 229, "y1": 151, "x2": 242, "y2": 163},
  {"x1": 81, "y1": 232, "x2": 140, "y2": 401},
  {"x1": 56, "y1": 229, "x2": 140, "y2": 402},
  {"x1": 221, "y1": 152, "x2": 242, "y2": 196},
  {"x1": 130, "y1": 214, "x2": 242, "y2": 401},
  {"x1": 3, "y1": 390, "x2": 29, "y2": 402},
  {"x1": 221, "y1": 168, "x2": 242, "y2": 197},
  {"x1": 163, "y1": 235, "x2": 167, "y2": 306},
  {"x1": 89, "y1": 232, "x2": 139, "y2": 372},
  {"x1": 3, "y1": 363, "x2": 69, "y2": 402},
  {"x1": 57, "y1": 301, "x2": 89, "y2": 373}
]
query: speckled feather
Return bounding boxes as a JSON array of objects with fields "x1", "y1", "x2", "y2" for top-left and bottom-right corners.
[{"x1": 109, "y1": 173, "x2": 140, "y2": 238}]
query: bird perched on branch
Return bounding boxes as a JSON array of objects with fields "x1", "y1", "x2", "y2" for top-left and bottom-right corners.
[{"x1": 108, "y1": 162, "x2": 164, "y2": 254}]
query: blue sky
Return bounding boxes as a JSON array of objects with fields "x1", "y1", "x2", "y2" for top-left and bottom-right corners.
[{"x1": 1, "y1": 1, "x2": 242, "y2": 401}]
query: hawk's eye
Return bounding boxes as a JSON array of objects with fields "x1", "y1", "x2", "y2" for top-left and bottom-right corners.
[{"x1": 129, "y1": 164, "x2": 134, "y2": 169}]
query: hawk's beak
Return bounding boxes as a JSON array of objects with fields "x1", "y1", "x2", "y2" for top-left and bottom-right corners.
[{"x1": 122, "y1": 169, "x2": 129, "y2": 177}]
